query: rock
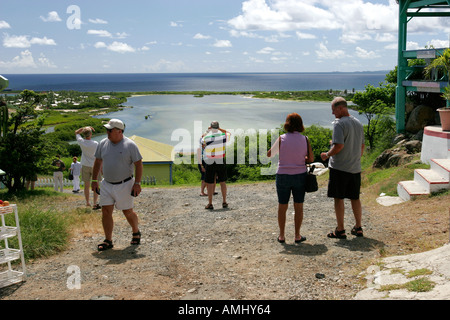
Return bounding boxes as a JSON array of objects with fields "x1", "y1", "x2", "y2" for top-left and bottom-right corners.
[
  {"x1": 404, "y1": 140, "x2": 422, "y2": 154},
  {"x1": 405, "y1": 105, "x2": 435, "y2": 133},
  {"x1": 315, "y1": 273, "x2": 326, "y2": 279},
  {"x1": 372, "y1": 149, "x2": 414, "y2": 169}
]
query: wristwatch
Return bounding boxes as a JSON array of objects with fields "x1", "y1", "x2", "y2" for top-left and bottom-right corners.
[{"x1": 134, "y1": 182, "x2": 141, "y2": 185}]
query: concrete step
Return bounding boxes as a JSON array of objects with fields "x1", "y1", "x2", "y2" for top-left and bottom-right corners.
[
  {"x1": 431, "y1": 158, "x2": 450, "y2": 181},
  {"x1": 397, "y1": 180, "x2": 429, "y2": 201},
  {"x1": 414, "y1": 169, "x2": 449, "y2": 193}
]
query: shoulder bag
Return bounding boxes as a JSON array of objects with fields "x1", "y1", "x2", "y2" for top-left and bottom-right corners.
[{"x1": 305, "y1": 136, "x2": 318, "y2": 193}]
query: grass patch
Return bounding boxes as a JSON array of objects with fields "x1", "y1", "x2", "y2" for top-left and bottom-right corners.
[
  {"x1": 361, "y1": 157, "x2": 429, "y2": 196},
  {"x1": 405, "y1": 278, "x2": 436, "y2": 292},
  {"x1": 379, "y1": 277, "x2": 436, "y2": 293},
  {"x1": 0, "y1": 189, "x2": 101, "y2": 261},
  {"x1": 407, "y1": 268, "x2": 433, "y2": 278}
]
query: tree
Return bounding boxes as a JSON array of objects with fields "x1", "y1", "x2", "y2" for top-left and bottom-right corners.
[
  {"x1": 0, "y1": 90, "x2": 48, "y2": 192},
  {"x1": 351, "y1": 83, "x2": 396, "y2": 150}
]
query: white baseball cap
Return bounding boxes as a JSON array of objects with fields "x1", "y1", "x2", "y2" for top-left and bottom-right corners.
[{"x1": 104, "y1": 119, "x2": 125, "y2": 130}]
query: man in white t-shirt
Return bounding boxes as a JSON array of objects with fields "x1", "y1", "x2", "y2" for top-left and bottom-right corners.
[{"x1": 75, "y1": 126, "x2": 100, "y2": 208}]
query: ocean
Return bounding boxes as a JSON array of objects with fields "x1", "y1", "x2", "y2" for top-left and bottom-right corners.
[
  {"x1": 2, "y1": 72, "x2": 384, "y2": 151},
  {"x1": 2, "y1": 72, "x2": 387, "y2": 92}
]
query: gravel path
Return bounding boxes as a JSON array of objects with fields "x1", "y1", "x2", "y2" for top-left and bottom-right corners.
[{"x1": 0, "y1": 182, "x2": 386, "y2": 300}]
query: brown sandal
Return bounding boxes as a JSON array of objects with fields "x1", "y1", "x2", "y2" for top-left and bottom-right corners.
[
  {"x1": 205, "y1": 204, "x2": 214, "y2": 210},
  {"x1": 351, "y1": 226, "x2": 363, "y2": 237},
  {"x1": 327, "y1": 228, "x2": 347, "y2": 239},
  {"x1": 98, "y1": 239, "x2": 113, "y2": 251},
  {"x1": 131, "y1": 231, "x2": 141, "y2": 245}
]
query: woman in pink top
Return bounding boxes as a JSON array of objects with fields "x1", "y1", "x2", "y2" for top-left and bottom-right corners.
[{"x1": 268, "y1": 113, "x2": 314, "y2": 244}]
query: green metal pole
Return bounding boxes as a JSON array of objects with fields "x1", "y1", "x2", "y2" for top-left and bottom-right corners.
[{"x1": 395, "y1": 0, "x2": 410, "y2": 133}]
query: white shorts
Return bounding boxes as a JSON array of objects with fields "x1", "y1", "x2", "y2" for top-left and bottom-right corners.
[{"x1": 99, "y1": 178, "x2": 135, "y2": 211}]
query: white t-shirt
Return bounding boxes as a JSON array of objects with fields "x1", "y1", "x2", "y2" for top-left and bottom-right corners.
[{"x1": 76, "y1": 134, "x2": 98, "y2": 167}]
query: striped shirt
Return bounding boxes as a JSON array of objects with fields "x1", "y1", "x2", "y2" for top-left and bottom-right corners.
[{"x1": 202, "y1": 131, "x2": 228, "y2": 163}]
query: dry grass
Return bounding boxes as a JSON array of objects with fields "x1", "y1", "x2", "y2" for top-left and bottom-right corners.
[
  {"x1": 317, "y1": 159, "x2": 449, "y2": 258},
  {"x1": 361, "y1": 176, "x2": 449, "y2": 257}
]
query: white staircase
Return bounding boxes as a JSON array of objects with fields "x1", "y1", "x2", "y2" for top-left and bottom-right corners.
[{"x1": 397, "y1": 150, "x2": 450, "y2": 201}]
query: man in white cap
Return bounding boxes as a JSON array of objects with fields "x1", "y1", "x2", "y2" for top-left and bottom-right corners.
[{"x1": 91, "y1": 119, "x2": 144, "y2": 251}]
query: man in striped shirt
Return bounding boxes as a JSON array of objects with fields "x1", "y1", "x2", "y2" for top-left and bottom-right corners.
[{"x1": 202, "y1": 121, "x2": 231, "y2": 210}]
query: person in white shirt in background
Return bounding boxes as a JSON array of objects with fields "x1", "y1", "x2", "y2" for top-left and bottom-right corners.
[
  {"x1": 70, "y1": 156, "x2": 82, "y2": 193},
  {"x1": 75, "y1": 126, "x2": 101, "y2": 209}
]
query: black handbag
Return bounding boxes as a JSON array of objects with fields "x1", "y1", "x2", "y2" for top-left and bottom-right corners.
[
  {"x1": 305, "y1": 137, "x2": 318, "y2": 193},
  {"x1": 68, "y1": 173, "x2": 73, "y2": 180},
  {"x1": 305, "y1": 165, "x2": 318, "y2": 192}
]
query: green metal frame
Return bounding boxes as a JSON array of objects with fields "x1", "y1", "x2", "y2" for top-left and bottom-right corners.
[{"x1": 396, "y1": 0, "x2": 450, "y2": 132}]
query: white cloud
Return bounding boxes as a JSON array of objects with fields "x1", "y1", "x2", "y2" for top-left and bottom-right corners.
[
  {"x1": 213, "y1": 40, "x2": 232, "y2": 48},
  {"x1": 3, "y1": 34, "x2": 56, "y2": 48},
  {"x1": 230, "y1": 30, "x2": 262, "y2": 39},
  {"x1": 375, "y1": 33, "x2": 397, "y2": 43},
  {"x1": 40, "y1": 11, "x2": 62, "y2": 22},
  {"x1": 384, "y1": 43, "x2": 397, "y2": 50},
  {"x1": 226, "y1": 0, "x2": 407, "y2": 47},
  {"x1": 3, "y1": 34, "x2": 30, "y2": 48},
  {"x1": 30, "y1": 37, "x2": 57, "y2": 46},
  {"x1": 115, "y1": 32, "x2": 129, "y2": 39},
  {"x1": 355, "y1": 47, "x2": 380, "y2": 59},
  {"x1": 406, "y1": 41, "x2": 421, "y2": 51},
  {"x1": 340, "y1": 32, "x2": 372, "y2": 44},
  {"x1": 0, "y1": 50, "x2": 36, "y2": 68},
  {"x1": 194, "y1": 33, "x2": 211, "y2": 40},
  {"x1": 89, "y1": 18, "x2": 108, "y2": 24},
  {"x1": 228, "y1": 0, "x2": 337, "y2": 32},
  {"x1": 87, "y1": 29, "x2": 112, "y2": 38},
  {"x1": 257, "y1": 47, "x2": 275, "y2": 54},
  {"x1": 0, "y1": 50, "x2": 56, "y2": 69},
  {"x1": 315, "y1": 42, "x2": 346, "y2": 60},
  {"x1": 296, "y1": 31, "x2": 316, "y2": 40},
  {"x1": 427, "y1": 39, "x2": 450, "y2": 49},
  {"x1": 249, "y1": 56, "x2": 264, "y2": 63},
  {"x1": 87, "y1": 30, "x2": 128, "y2": 39},
  {"x1": 38, "y1": 53, "x2": 57, "y2": 68},
  {"x1": 170, "y1": 21, "x2": 182, "y2": 27},
  {"x1": 94, "y1": 42, "x2": 107, "y2": 48},
  {"x1": 0, "y1": 21, "x2": 11, "y2": 29},
  {"x1": 228, "y1": 0, "x2": 292, "y2": 31},
  {"x1": 144, "y1": 59, "x2": 188, "y2": 72},
  {"x1": 94, "y1": 41, "x2": 136, "y2": 53}
]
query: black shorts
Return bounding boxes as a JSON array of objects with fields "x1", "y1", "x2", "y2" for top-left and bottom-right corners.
[
  {"x1": 204, "y1": 163, "x2": 227, "y2": 184},
  {"x1": 327, "y1": 168, "x2": 361, "y2": 200}
]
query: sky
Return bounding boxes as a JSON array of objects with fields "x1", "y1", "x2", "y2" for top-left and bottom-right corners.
[{"x1": 0, "y1": 0, "x2": 449, "y2": 74}]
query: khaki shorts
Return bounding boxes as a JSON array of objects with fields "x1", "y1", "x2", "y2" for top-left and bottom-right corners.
[
  {"x1": 81, "y1": 166, "x2": 102, "y2": 183},
  {"x1": 99, "y1": 178, "x2": 135, "y2": 211}
]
